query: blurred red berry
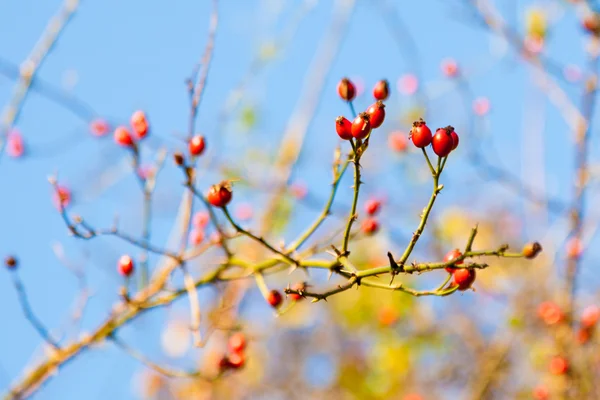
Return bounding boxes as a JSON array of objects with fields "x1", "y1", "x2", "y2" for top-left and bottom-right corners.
[
  {"x1": 4, "y1": 256, "x2": 17, "y2": 270},
  {"x1": 289, "y1": 282, "x2": 306, "y2": 301},
  {"x1": 441, "y1": 58, "x2": 459, "y2": 77},
  {"x1": 193, "y1": 211, "x2": 210, "y2": 228},
  {"x1": 267, "y1": 290, "x2": 283, "y2": 308},
  {"x1": 335, "y1": 116, "x2": 352, "y2": 140},
  {"x1": 566, "y1": 237, "x2": 583, "y2": 259},
  {"x1": 52, "y1": 185, "x2": 71, "y2": 209},
  {"x1": 337, "y1": 77, "x2": 356, "y2": 101},
  {"x1": 537, "y1": 301, "x2": 563, "y2": 325},
  {"x1": 577, "y1": 327, "x2": 591, "y2": 344},
  {"x1": 398, "y1": 74, "x2": 418, "y2": 95},
  {"x1": 431, "y1": 127, "x2": 454, "y2": 157},
  {"x1": 581, "y1": 305, "x2": 600, "y2": 328},
  {"x1": 228, "y1": 332, "x2": 246, "y2": 354},
  {"x1": 532, "y1": 385, "x2": 549, "y2": 400},
  {"x1": 410, "y1": 119, "x2": 432, "y2": 148},
  {"x1": 366, "y1": 101, "x2": 386, "y2": 129},
  {"x1": 373, "y1": 79, "x2": 390, "y2": 100},
  {"x1": 189, "y1": 229, "x2": 205, "y2": 246},
  {"x1": 388, "y1": 132, "x2": 408, "y2": 152},
  {"x1": 361, "y1": 218, "x2": 379, "y2": 235},
  {"x1": 118, "y1": 255, "x2": 134, "y2": 277},
  {"x1": 549, "y1": 356, "x2": 568, "y2": 375},
  {"x1": 207, "y1": 184, "x2": 232, "y2": 207},
  {"x1": 228, "y1": 352, "x2": 245, "y2": 369},
  {"x1": 453, "y1": 268, "x2": 476, "y2": 291},
  {"x1": 290, "y1": 182, "x2": 308, "y2": 199},
  {"x1": 7, "y1": 130, "x2": 25, "y2": 158},
  {"x1": 114, "y1": 126, "x2": 134, "y2": 146},
  {"x1": 403, "y1": 394, "x2": 424, "y2": 400},
  {"x1": 364, "y1": 199, "x2": 381, "y2": 216},
  {"x1": 90, "y1": 119, "x2": 110, "y2": 137},
  {"x1": 189, "y1": 135, "x2": 206, "y2": 156},
  {"x1": 130, "y1": 110, "x2": 149, "y2": 139},
  {"x1": 443, "y1": 249, "x2": 463, "y2": 273},
  {"x1": 351, "y1": 113, "x2": 372, "y2": 140}
]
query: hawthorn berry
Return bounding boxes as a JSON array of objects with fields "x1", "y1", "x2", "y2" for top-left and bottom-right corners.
[
  {"x1": 583, "y1": 13, "x2": 600, "y2": 36},
  {"x1": 188, "y1": 135, "x2": 206, "y2": 156},
  {"x1": 130, "y1": 110, "x2": 149, "y2": 139},
  {"x1": 373, "y1": 79, "x2": 390, "y2": 100},
  {"x1": 289, "y1": 282, "x2": 306, "y2": 301},
  {"x1": 453, "y1": 268, "x2": 476, "y2": 291},
  {"x1": 443, "y1": 249, "x2": 463, "y2": 273},
  {"x1": 335, "y1": 116, "x2": 352, "y2": 140},
  {"x1": 337, "y1": 77, "x2": 356, "y2": 101},
  {"x1": 581, "y1": 305, "x2": 600, "y2": 328},
  {"x1": 388, "y1": 132, "x2": 408, "y2": 152},
  {"x1": 267, "y1": 289, "x2": 283, "y2": 308},
  {"x1": 361, "y1": 217, "x2": 379, "y2": 235},
  {"x1": 52, "y1": 185, "x2": 71, "y2": 209},
  {"x1": 364, "y1": 199, "x2": 381, "y2": 216},
  {"x1": 366, "y1": 101, "x2": 386, "y2": 129},
  {"x1": 522, "y1": 242, "x2": 542, "y2": 259},
  {"x1": 532, "y1": 385, "x2": 549, "y2": 400},
  {"x1": 114, "y1": 126, "x2": 134, "y2": 147},
  {"x1": 227, "y1": 352, "x2": 245, "y2": 369},
  {"x1": 537, "y1": 301, "x2": 563, "y2": 325},
  {"x1": 118, "y1": 255, "x2": 134, "y2": 277},
  {"x1": 4, "y1": 256, "x2": 17, "y2": 269},
  {"x1": 431, "y1": 127, "x2": 454, "y2": 157},
  {"x1": 410, "y1": 119, "x2": 432, "y2": 148},
  {"x1": 351, "y1": 112, "x2": 372, "y2": 140},
  {"x1": 577, "y1": 327, "x2": 591, "y2": 344},
  {"x1": 228, "y1": 332, "x2": 247, "y2": 354},
  {"x1": 207, "y1": 184, "x2": 233, "y2": 208},
  {"x1": 450, "y1": 130, "x2": 459, "y2": 150},
  {"x1": 441, "y1": 58, "x2": 459, "y2": 78},
  {"x1": 549, "y1": 356, "x2": 568, "y2": 375}
]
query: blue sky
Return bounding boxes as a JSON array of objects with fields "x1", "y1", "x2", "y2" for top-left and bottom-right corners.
[{"x1": 0, "y1": 1, "x2": 597, "y2": 398}]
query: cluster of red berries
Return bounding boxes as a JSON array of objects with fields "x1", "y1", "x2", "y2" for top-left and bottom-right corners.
[
  {"x1": 207, "y1": 182, "x2": 233, "y2": 208},
  {"x1": 361, "y1": 198, "x2": 381, "y2": 235},
  {"x1": 114, "y1": 110, "x2": 150, "y2": 147},
  {"x1": 219, "y1": 332, "x2": 247, "y2": 371},
  {"x1": 117, "y1": 255, "x2": 135, "y2": 277},
  {"x1": 443, "y1": 249, "x2": 476, "y2": 291},
  {"x1": 410, "y1": 119, "x2": 459, "y2": 157},
  {"x1": 335, "y1": 78, "x2": 389, "y2": 141}
]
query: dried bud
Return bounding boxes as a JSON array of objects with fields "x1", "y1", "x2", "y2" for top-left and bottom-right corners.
[
  {"x1": 523, "y1": 242, "x2": 542, "y2": 259},
  {"x1": 4, "y1": 256, "x2": 17, "y2": 269},
  {"x1": 173, "y1": 152, "x2": 185, "y2": 166}
]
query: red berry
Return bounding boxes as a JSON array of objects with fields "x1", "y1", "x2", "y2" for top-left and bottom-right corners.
[
  {"x1": 335, "y1": 116, "x2": 352, "y2": 140},
  {"x1": 4, "y1": 256, "x2": 17, "y2": 269},
  {"x1": 577, "y1": 327, "x2": 591, "y2": 344},
  {"x1": 366, "y1": 101, "x2": 386, "y2": 129},
  {"x1": 581, "y1": 305, "x2": 600, "y2": 328},
  {"x1": 114, "y1": 126, "x2": 134, "y2": 146},
  {"x1": 583, "y1": 14, "x2": 600, "y2": 35},
  {"x1": 361, "y1": 218, "x2": 379, "y2": 235},
  {"x1": 522, "y1": 242, "x2": 542, "y2": 259},
  {"x1": 267, "y1": 290, "x2": 283, "y2": 308},
  {"x1": 532, "y1": 385, "x2": 549, "y2": 400},
  {"x1": 207, "y1": 184, "x2": 233, "y2": 207},
  {"x1": 228, "y1": 352, "x2": 245, "y2": 369},
  {"x1": 130, "y1": 110, "x2": 149, "y2": 139},
  {"x1": 453, "y1": 268, "x2": 476, "y2": 291},
  {"x1": 450, "y1": 131, "x2": 459, "y2": 150},
  {"x1": 189, "y1": 229, "x2": 205, "y2": 246},
  {"x1": 7, "y1": 130, "x2": 25, "y2": 158},
  {"x1": 410, "y1": 119, "x2": 432, "y2": 148},
  {"x1": 90, "y1": 119, "x2": 110, "y2": 137},
  {"x1": 337, "y1": 77, "x2": 356, "y2": 101},
  {"x1": 189, "y1": 135, "x2": 206, "y2": 156},
  {"x1": 443, "y1": 249, "x2": 463, "y2": 273},
  {"x1": 441, "y1": 58, "x2": 459, "y2": 78},
  {"x1": 52, "y1": 185, "x2": 72, "y2": 209},
  {"x1": 373, "y1": 79, "x2": 390, "y2": 100},
  {"x1": 118, "y1": 255, "x2": 134, "y2": 277},
  {"x1": 432, "y1": 127, "x2": 454, "y2": 157},
  {"x1": 351, "y1": 113, "x2": 372, "y2": 140},
  {"x1": 289, "y1": 282, "x2": 306, "y2": 301},
  {"x1": 388, "y1": 132, "x2": 408, "y2": 152},
  {"x1": 537, "y1": 301, "x2": 563, "y2": 325},
  {"x1": 566, "y1": 237, "x2": 583, "y2": 259},
  {"x1": 364, "y1": 199, "x2": 381, "y2": 216},
  {"x1": 228, "y1": 332, "x2": 246, "y2": 354},
  {"x1": 193, "y1": 211, "x2": 210, "y2": 228},
  {"x1": 549, "y1": 356, "x2": 568, "y2": 375}
]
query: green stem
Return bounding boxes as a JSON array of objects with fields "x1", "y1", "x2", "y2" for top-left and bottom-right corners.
[{"x1": 342, "y1": 140, "x2": 361, "y2": 254}]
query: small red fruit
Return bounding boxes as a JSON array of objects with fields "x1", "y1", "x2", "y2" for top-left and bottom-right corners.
[
  {"x1": 453, "y1": 268, "x2": 476, "y2": 291},
  {"x1": 410, "y1": 119, "x2": 432, "y2": 148},
  {"x1": 373, "y1": 79, "x2": 390, "y2": 100},
  {"x1": 118, "y1": 255, "x2": 134, "y2": 277},
  {"x1": 193, "y1": 211, "x2": 210, "y2": 228},
  {"x1": 189, "y1": 135, "x2": 206, "y2": 156},
  {"x1": 337, "y1": 77, "x2": 356, "y2": 101},
  {"x1": 351, "y1": 112, "x2": 372, "y2": 140},
  {"x1": 566, "y1": 237, "x2": 583, "y2": 259},
  {"x1": 431, "y1": 127, "x2": 454, "y2": 157},
  {"x1": 583, "y1": 14, "x2": 600, "y2": 35},
  {"x1": 90, "y1": 119, "x2": 110, "y2": 137},
  {"x1": 335, "y1": 116, "x2": 352, "y2": 140},
  {"x1": 537, "y1": 301, "x2": 563, "y2": 325},
  {"x1": 7, "y1": 130, "x2": 25, "y2": 158},
  {"x1": 364, "y1": 199, "x2": 381, "y2": 216},
  {"x1": 207, "y1": 184, "x2": 233, "y2": 207},
  {"x1": 443, "y1": 249, "x2": 463, "y2": 273},
  {"x1": 441, "y1": 58, "x2": 459, "y2": 78},
  {"x1": 228, "y1": 332, "x2": 246, "y2": 354},
  {"x1": 450, "y1": 130, "x2": 459, "y2": 150},
  {"x1": 388, "y1": 132, "x2": 408, "y2": 152},
  {"x1": 581, "y1": 305, "x2": 600, "y2": 328},
  {"x1": 130, "y1": 110, "x2": 149, "y2": 139},
  {"x1": 289, "y1": 282, "x2": 306, "y2": 301},
  {"x1": 267, "y1": 290, "x2": 283, "y2": 308},
  {"x1": 52, "y1": 185, "x2": 72, "y2": 209},
  {"x1": 549, "y1": 356, "x2": 568, "y2": 375},
  {"x1": 366, "y1": 101, "x2": 386, "y2": 129},
  {"x1": 577, "y1": 327, "x2": 591, "y2": 344},
  {"x1": 189, "y1": 229, "x2": 205, "y2": 246},
  {"x1": 227, "y1": 352, "x2": 245, "y2": 369},
  {"x1": 114, "y1": 126, "x2": 134, "y2": 146},
  {"x1": 532, "y1": 385, "x2": 549, "y2": 400},
  {"x1": 522, "y1": 242, "x2": 542, "y2": 259},
  {"x1": 361, "y1": 218, "x2": 379, "y2": 235}
]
